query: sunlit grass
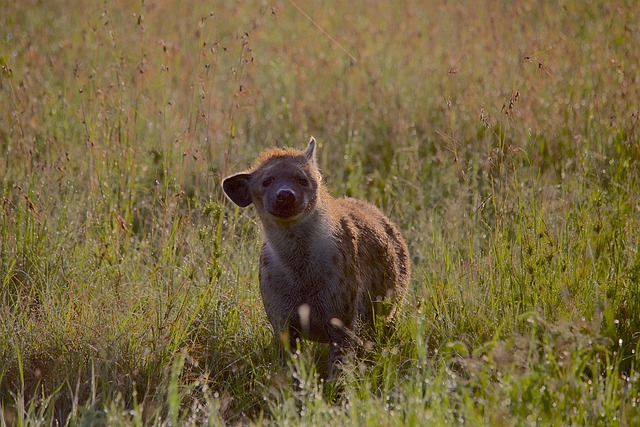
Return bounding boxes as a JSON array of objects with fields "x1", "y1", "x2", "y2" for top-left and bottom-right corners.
[{"x1": 1, "y1": 0, "x2": 639, "y2": 425}]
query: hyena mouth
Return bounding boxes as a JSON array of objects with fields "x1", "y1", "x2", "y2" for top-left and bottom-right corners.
[
  {"x1": 270, "y1": 193, "x2": 315, "y2": 219},
  {"x1": 268, "y1": 203, "x2": 305, "y2": 219}
]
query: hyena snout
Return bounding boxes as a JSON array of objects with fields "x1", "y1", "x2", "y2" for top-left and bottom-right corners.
[
  {"x1": 275, "y1": 187, "x2": 295, "y2": 204},
  {"x1": 265, "y1": 182, "x2": 306, "y2": 219}
]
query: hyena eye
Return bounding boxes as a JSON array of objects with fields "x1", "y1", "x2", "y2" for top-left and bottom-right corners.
[
  {"x1": 298, "y1": 177, "x2": 309, "y2": 187},
  {"x1": 262, "y1": 177, "x2": 273, "y2": 187}
]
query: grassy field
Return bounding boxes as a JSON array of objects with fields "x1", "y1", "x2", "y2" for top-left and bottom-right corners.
[{"x1": 1, "y1": 0, "x2": 639, "y2": 425}]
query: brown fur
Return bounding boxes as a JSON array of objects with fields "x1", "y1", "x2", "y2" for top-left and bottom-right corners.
[{"x1": 222, "y1": 137, "x2": 410, "y2": 376}]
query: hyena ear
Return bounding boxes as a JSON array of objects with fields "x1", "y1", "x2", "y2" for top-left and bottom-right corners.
[
  {"x1": 222, "y1": 173, "x2": 253, "y2": 207},
  {"x1": 305, "y1": 136, "x2": 316, "y2": 162}
]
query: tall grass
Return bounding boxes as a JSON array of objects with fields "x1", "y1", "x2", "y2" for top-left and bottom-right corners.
[{"x1": 1, "y1": 0, "x2": 639, "y2": 424}]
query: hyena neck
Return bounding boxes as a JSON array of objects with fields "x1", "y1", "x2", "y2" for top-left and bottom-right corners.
[{"x1": 262, "y1": 199, "x2": 336, "y2": 265}]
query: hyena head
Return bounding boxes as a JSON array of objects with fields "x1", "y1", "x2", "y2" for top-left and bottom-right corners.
[{"x1": 223, "y1": 137, "x2": 321, "y2": 223}]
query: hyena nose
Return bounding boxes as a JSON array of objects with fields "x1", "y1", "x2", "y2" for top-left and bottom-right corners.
[{"x1": 275, "y1": 188, "x2": 296, "y2": 204}]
